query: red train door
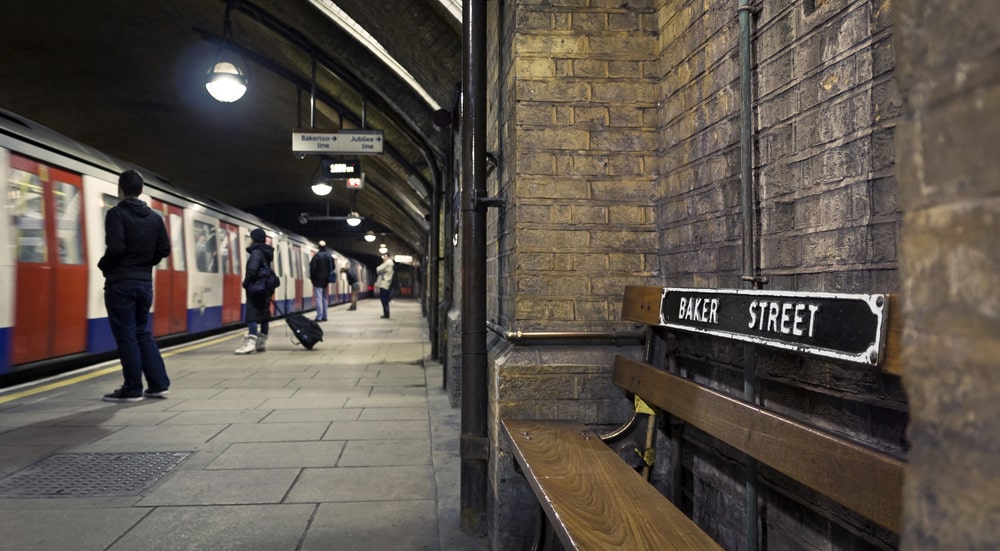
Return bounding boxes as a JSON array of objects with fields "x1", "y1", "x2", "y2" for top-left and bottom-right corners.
[
  {"x1": 220, "y1": 222, "x2": 242, "y2": 323},
  {"x1": 150, "y1": 200, "x2": 187, "y2": 337},
  {"x1": 292, "y1": 245, "x2": 304, "y2": 311},
  {"x1": 9, "y1": 155, "x2": 88, "y2": 364}
]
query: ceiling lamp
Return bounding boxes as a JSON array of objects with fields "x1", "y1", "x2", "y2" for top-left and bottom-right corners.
[
  {"x1": 364, "y1": 231, "x2": 377, "y2": 243},
  {"x1": 345, "y1": 212, "x2": 362, "y2": 227},
  {"x1": 311, "y1": 181, "x2": 333, "y2": 196},
  {"x1": 206, "y1": 3, "x2": 248, "y2": 102},
  {"x1": 378, "y1": 243, "x2": 388, "y2": 254}
]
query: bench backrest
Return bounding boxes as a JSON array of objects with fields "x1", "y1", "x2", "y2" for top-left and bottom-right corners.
[{"x1": 617, "y1": 285, "x2": 905, "y2": 532}]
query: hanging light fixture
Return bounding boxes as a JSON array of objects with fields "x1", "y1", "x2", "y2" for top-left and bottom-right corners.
[
  {"x1": 364, "y1": 231, "x2": 377, "y2": 243},
  {"x1": 378, "y1": 243, "x2": 388, "y2": 255},
  {"x1": 345, "y1": 212, "x2": 362, "y2": 227},
  {"x1": 311, "y1": 181, "x2": 333, "y2": 196},
  {"x1": 205, "y1": 2, "x2": 248, "y2": 102}
]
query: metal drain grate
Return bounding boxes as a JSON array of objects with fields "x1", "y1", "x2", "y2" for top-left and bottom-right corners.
[{"x1": 0, "y1": 451, "x2": 191, "y2": 498}]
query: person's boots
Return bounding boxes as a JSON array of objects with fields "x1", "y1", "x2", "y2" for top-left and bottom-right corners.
[
  {"x1": 234, "y1": 334, "x2": 257, "y2": 355},
  {"x1": 255, "y1": 333, "x2": 268, "y2": 353}
]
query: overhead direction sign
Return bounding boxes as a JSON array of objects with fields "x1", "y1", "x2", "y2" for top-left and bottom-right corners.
[
  {"x1": 292, "y1": 130, "x2": 384, "y2": 155},
  {"x1": 657, "y1": 288, "x2": 889, "y2": 366}
]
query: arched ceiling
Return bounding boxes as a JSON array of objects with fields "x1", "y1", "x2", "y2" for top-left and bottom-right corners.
[{"x1": 0, "y1": 0, "x2": 461, "y2": 258}]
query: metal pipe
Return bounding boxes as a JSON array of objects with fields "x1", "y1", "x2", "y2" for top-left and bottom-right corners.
[
  {"x1": 738, "y1": 1, "x2": 759, "y2": 549},
  {"x1": 459, "y1": 0, "x2": 488, "y2": 534},
  {"x1": 485, "y1": 321, "x2": 645, "y2": 344}
]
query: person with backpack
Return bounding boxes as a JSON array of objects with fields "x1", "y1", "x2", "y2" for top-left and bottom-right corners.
[
  {"x1": 308, "y1": 240, "x2": 335, "y2": 322},
  {"x1": 374, "y1": 253, "x2": 395, "y2": 319},
  {"x1": 236, "y1": 228, "x2": 275, "y2": 354}
]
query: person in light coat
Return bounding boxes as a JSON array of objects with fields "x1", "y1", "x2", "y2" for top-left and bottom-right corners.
[{"x1": 374, "y1": 254, "x2": 394, "y2": 319}]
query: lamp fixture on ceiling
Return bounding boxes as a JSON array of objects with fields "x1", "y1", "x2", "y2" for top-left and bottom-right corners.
[
  {"x1": 346, "y1": 212, "x2": 362, "y2": 227},
  {"x1": 378, "y1": 243, "x2": 388, "y2": 255},
  {"x1": 206, "y1": 2, "x2": 248, "y2": 102},
  {"x1": 364, "y1": 231, "x2": 377, "y2": 243},
  {"x1": 311, "y1": 181, "x2": 333, "y2": 196}
]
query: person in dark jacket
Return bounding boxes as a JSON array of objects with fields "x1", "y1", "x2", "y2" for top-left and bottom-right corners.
[
  {"x1": 236, "y1": 228, "x2": 275, "y2": 354},
  {"x1": 98, "y1": 169, "x2": 172, "y2": 402},
  {"x1": 342, "y1": 264, "x2": 358, "y2": 310},
  {"x1": 308, "y1": 241, "x2": 335, "y2": 321}
]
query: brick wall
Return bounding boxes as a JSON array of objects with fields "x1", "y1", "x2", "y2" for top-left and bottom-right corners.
[
  {"x1": 654, "y1": 0, "x2": 905, "y2": 548},
  {"x1": 484, "y1": 0, "x2": 910, "y2": 549}
]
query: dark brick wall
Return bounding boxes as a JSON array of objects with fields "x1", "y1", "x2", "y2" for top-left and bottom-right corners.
[{"x1": 482, "y1": 0, "x2": 912, "y2": 549}]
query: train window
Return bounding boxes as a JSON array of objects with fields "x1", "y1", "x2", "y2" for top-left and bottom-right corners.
[
  {"x1": 9, "y1": 168, "x2": 47, "y2": 263},
  {"x1": 226, "y1": 227, "x2": 241, "y2": 275},
  {"x1": 53, "y1": 180, "x2": 83, "y2": 265},
  {"x1": 219, "y1": 229, "x2": 233, "y2": 275},
  {"x1": 170, "y1": 213, "x2": 186, "y2": 271},
  {"x1": 193, "y1": 220, "x2": 218, "y2": 273},
  {"x1": 153, "y1": 210, "x2": 169, "y2": 270}
]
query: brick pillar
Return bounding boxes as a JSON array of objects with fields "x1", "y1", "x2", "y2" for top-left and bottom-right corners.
[
  {"x1": 892, "y1": 0, "x2": 1000, "y2": 548},
  {"x1": 485, "y1": 2, "x2": 661, "y2": 548}
]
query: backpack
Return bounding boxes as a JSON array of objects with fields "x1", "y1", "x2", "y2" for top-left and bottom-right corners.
[{"x1": 245, "y1": 259, "x2": 280, "y2": 295}]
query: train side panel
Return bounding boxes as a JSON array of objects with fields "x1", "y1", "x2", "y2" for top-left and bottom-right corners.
[
  {"x1": 186, "y1": 209, "x2": 225, "y2": 333},
  {"x1": 0, "y1": 149, "x2": 12, "y2": 373}
]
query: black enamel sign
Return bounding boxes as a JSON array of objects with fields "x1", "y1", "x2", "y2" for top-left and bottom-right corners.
[{"x1": 659, "y1": 288, "x2": 889, "y2": 366}]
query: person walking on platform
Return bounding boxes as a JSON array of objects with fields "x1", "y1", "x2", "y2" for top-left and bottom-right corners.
[
  {"x1": 98, "y1": 169, "x2": 172, "y2": 402},
  {"x1": 309, "y1": 240, "x2": 335, "y2": 321},
  {"x1": 374, "y1": 253, "x2": 394, "y2": 319},
  {"x1": 236, "y1": 228, "x2": 274, "y2": 354},
  {"x1": 342, "y1": 265, "x2": 359, "y2": 310}
]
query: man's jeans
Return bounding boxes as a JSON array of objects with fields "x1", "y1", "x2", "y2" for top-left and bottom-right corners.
[
  {"x1": 104, "y1": 280, "x2": 170, "y2": 395},
  {"x1": 314, "y1": 286, "x2": 329, "y2": 320}
]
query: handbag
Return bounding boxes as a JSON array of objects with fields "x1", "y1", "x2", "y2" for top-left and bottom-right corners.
[{"x1": 245, "y1": 259, "x2": 280, "y2": 294}]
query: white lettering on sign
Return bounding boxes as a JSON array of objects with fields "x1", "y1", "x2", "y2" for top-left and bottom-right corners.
[
  {"x1": 678, "y1": 297, "x2": 719, "y2": 324},
  {"x1": 748, "y1": 300, "x2": 820, "y2": 338}
]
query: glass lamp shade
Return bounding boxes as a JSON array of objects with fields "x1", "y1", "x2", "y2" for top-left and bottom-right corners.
[
  {"x1": 346, "y1": 212, "x2": 362, "y2": 227},
  {"x1": 378, "y1": 244, "x2": 388, "y2": 254},
  {"x1": 364, "y1": 231, "x2": 377, "y2": 243},
  {"x1": 205, "y1": 61, "x2": 248, "y2": 102},
  {"x1": 311, "y1": 181, "x2": 333, "y2": 196}
]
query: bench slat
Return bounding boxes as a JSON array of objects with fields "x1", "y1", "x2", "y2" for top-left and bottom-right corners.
[
  {"x1": 503, "y1": 419, "x2": 723, "y2": 551},
  {"x1": 613, "y1": 356, "x2": 905, "y2": 532}
]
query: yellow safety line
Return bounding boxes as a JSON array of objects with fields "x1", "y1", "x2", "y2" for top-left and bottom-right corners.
[{"x1": 0, "y1": 334, "x2": 238, "y2": 405}]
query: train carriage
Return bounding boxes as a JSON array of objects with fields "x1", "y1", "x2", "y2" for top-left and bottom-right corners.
[{"x1": 0, "y1": 108, "x2": 363, "y2": 379}]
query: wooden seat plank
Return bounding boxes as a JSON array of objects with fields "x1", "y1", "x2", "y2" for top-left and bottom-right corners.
[
  {"x1": 502, "y1": 419, "x2": 723, "y2": 551},
  {"x1": 612, "y1": 356, "x2": 905, "y2": 532}
]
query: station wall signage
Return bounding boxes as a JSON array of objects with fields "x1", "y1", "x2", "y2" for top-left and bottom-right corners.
[
  {"x1": 657, "y1": 288, "x2": 889, "y2": 366},
  {"x1": 321, "y1": 158, "x2": 361, "y2": 179},
  {"x1": 292, "y1": 130, "x2": 384, "y2": 154}
]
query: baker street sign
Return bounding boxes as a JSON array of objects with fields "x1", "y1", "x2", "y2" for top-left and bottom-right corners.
[{"x1": 659, "y1": 288, "x2": 889, "y2": 366}]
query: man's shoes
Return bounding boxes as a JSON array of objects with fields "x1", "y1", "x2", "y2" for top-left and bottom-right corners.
[
  {"x1": 144, "y1": 388, "x2": 170, "y2": 399},
  {"x1": 380, "y1": 315, "x2": 390, "y2": 319},
  {"x1": 347, "y1": 307, "x2": 356, "y2": 311},
  {"x1": 103, "y1": 388, "x2": 144, "y2": 402}
]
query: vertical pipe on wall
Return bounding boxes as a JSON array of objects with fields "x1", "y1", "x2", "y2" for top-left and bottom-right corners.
[
  {"x1": 460, "y1": 0, "x2": 488, "y2": 534},
  {"x1": 738, "y1": 1, "x2": 759, "y2": 550}
]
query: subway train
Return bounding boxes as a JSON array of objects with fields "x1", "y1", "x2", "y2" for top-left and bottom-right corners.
[{"x1": 0, "y1": 107, "x2": 368, "y2": 383}]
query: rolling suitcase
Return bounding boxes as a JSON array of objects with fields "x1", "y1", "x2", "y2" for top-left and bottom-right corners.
[{"x1": 273, "y1": 301, "x2": 323, "y2": 349}]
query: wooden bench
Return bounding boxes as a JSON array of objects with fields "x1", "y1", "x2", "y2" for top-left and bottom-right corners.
[{"x1": 502, "y1": 285, "x2": 905, "y2": 550}]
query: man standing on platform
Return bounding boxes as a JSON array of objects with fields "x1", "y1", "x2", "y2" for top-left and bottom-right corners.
[
  {"x1": 342, "y1": 264, "x2": 359, "y2": 310},
  {"x1": 98, "y1": 169, "x2": 172, "y2": 402},
  {"x1": 309, "y1": 240, "x2": 335, "y2": 321}
]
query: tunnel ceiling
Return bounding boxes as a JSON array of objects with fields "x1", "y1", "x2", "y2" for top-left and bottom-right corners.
[{"x1": 0, "y1": 0, "x2": 461, "y2": 256}]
